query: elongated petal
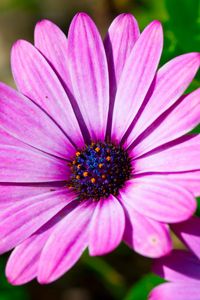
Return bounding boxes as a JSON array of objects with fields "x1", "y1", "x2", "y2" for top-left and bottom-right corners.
[
  {"x1": 0, "y1": 145, "x2": 68, "y2": 182},
  {"x1": 68, "y1": 13, "x2": 109, "y2": 141},
  {"x1": 38, "y1": 201, "x2": 95, "y2": 283},
  {"x1": 134, "y1": 88, "x2": 200, "y2": 157},
  {"x1": 119, "y1": 177, "x2": 196, "y2": 223},
  {"x1": 153, "y1": 250, "x2": 200, "y2": 283},
  {"x1": 34, "y1": 19, "x2": 71, "y2": 89},
  {"x1": 111, "y1": 21, "x2": 163, "y2": 142},
  {"x1": 6, "y1": 204, "x2": 74, "y2": 285},
  {"x1": 105, "y1": 13, "x2": 139, "y2": 86},
  {"x1": 149, "y1": 283, "x2": 200, "y2": 300},
  {"x1": 172, "y1": 216, "x2": 200, "y2": 260},
  {"x1": 0, "y1": 82, "x2": 74, "y2": 159},
  {"x1": 6, "y1": 224, "x2": 54, "y2": 285},
  {"x1": 34, "y1": 20, "x2": 91, "y2": 144},
  {"x1": 123, "y1": 203, "x2": 172, "y2": 258},
  {"x1": 146, "y1": 172, "x2": 200, "y2": 197},
  {"x1": 0, "y1": 189, "x2": 74, "y2": 253},
  {"x1": 0, "y1": 183, "x2": 62, "y2": 208},
  {"x1": 126, "y1": 53, "x2": 200, "y2": 149},
  {"x1": 104, "y1": 14, "x2": 139, "y2": 136},
  {"x1": 11, "y1": 40, "x2": 84, "y2": 148},
  {"x1": 134, "y1": 135, "x2": 200, "y2": 173},
  {"x1": 89, "y1": 196, "x2": 125, "y2": 256},
  {"x1": 0, "y1": 128, "x2": 67, "y2": 185}
]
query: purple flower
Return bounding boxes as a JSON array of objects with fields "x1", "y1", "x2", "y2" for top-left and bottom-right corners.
[
  {"x1": 150, "y1": 217, "x2": 200, "y2": 299},
  {"x1": 0, "y1": 12, "x2": 199, "y2": 284}
]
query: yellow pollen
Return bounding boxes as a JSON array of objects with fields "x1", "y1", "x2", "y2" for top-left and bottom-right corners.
[
  {"x1": 76, "y1": 175, "x2": 80, "y2": 180},
  {"x1": 106, "y1": 156, "x2": 111, "y2": 161},
  {"x1": 98, "y1": 163, "x2": 103, "y2": 168},
  {"x1": 91, "y1": 178, "x2": 96, "y2": 183},
  {"x1": 102, "y1": 174, "x2": 106, "y2": 179},
  {"x1": 95, "y1": 147, "x2": 100, "y2": 152},
  {"x1": 76, "y1": 151, "x2": 81, "y2": 157},
  {"x1": 83, "y1": 172, "x2": 88, "y2": 177},
  {"x1": 77, "y1": 164, "x2": 81, "y2": 169},
  {"x1": 72, "y1": 160, "x2": 76, "y2": 165}
]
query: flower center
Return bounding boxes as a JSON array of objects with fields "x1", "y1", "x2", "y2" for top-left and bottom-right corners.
[{"x1": 69, "y1": 142, "x2": 132, "y2": 200}]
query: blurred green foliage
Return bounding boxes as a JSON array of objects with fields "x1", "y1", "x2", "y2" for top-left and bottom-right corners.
[
  {"x1": 164, "y1": 0, "x2": 200, "y2": 93},
  {"x1": 165, "y1": 0, "x2": 200, "y2": 52},
  {"x1": 0, "y1": 0, "x2": 199, "y2": 299},
  {"x1": 82, "y1": 251, "x2": 127, "y2": 299},
  {"x1": 0, "y1": 0, "x2": 39, "y2": 12},
  {"x1": 124, "y1": 273, "x2": 165, "y2": 300}
]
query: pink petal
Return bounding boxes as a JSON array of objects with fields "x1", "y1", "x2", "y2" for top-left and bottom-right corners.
[
  {"x1": 105, "y1": 13, "x2": 139, "y2": 86},
  {"x1": 11, "y1": 40, "x2": 84, "y2": 148},
  {"x1": 0, "y1": 184, "x2": 62, "y2": 209},
  {"x1": 6, "y1": 204, "x2": 74, "y2": 285},
  {"x1": 133, "y1": 88, "x2": 200, "y2": 157},
  {"x1": 6, "y1": 224, "x2": 54, "y2": 285},
  {"x1": 111, "y1": 20, "x2": 163, "y2": 142},
  {"x1": 0, "y1": 126, "x2": 33, "y2": 147},
  {"x1": 0, "y1": 128, "x2": 66, "y2": 186},
  {"x1": 126, "y1": 53, "x2": 200, "y2": 149},
  {"x1": 0, "y1": 189, "x2": 75, "y2": 253},
  {"x1": 0, "y1": 82, "x2": 75, "y2": 159},
  {"x1": 172, "y1": 216, "x2": 200, "y2": 260},
  {"x1": 123, "y1": 203, "x2": 172, "y2": 258},
  {"x1": 0, "y1": 145, "x2": 69, "y2": 182},
  {"x1": 68, "y1": 13, "x2": 109, "y2": 141},
  {"x1": 119, "y1": 177, "x2": 196, "y2": 223},
  {"x1": 88, "y1": 196, "x2": 125, "y2": 256},
  {"x1": 35, "y1": 19, "x2": 91, "y2": 143},
  {"x1": 38, "y1": 200, "x2": 96, "y2": 283},
  {"x1": 146, "y1": 172, "x2": 200, "y2": 197},
  {"x1": 104, "y1": 13, "x2": 139, "y2": 137},
  {"x1": 149, "y1": 283, "x2": 200, "y2": 300},
  {"x1": 34, "y1": 19, "x2": 71, "y2": 90},
  {"x1": 153, "y1": 250, "x2": 200, "y2": 283},
  {"x1": 0, "y1": 126, "x2": 62, "y2": 161},
  {"x1": 134, "y1": 135, "x2": 200, "y2": 173}
]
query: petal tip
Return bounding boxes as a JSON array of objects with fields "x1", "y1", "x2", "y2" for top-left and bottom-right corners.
[
  {"x1": 11, "y1": 39, "x2": 25, "y2": 50},
  {"x1": 144, "y1": 20, "x2": 163, "y2": 44},
  {"x1": 6, "y1": 274, "x2": 18, "y2": 286},
  {"x1": 118, "y1": 12, "x2": 135, "y2": 20},
  {"x1": 193, "y1": 52, "x2": 200, "y2": 66},
  {"x1": 35, "y1": 19, "x2": 53, "y2": 29},
  {"x1": 70, "y1": 12, "x2": 93, "y2": 30},
  {"x1": 117, "y1": 13, "x2": 139, "y2": 28},
  {"x1": 37, "y1": 277, "x2": 49, "y2": 285},
  {"x1": 11, "y1": 39, "x2": 31, "y2": 56},
  {"x1": 150, "y1": 20, "x2": 163, "y2": 36},
  {"x1": 74, "y1": 12, "x2": 90, "y2": 21},
  {"x1": 89, "y1": 246, "x2": 114, "y2": 257},
  {"x1": 37, "y1": 271, "x2": 52, "y2": 285},
  {"x1": 148, "y1": 20, "x2": 162, "y2": 29}
]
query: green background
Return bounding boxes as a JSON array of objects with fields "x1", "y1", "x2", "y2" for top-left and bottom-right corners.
[{"x1": 0, "y1": 0, "x2": 199, "y2": 299}]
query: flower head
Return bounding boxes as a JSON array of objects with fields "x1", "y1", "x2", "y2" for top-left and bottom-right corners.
[{"x1": 0, "y1": 12, "x2": 199, "y2": 284}]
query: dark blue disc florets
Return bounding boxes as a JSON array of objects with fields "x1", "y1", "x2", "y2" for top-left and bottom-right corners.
[{"x1": 69, "y1": 142, "x2": 132, "y2": 200}]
